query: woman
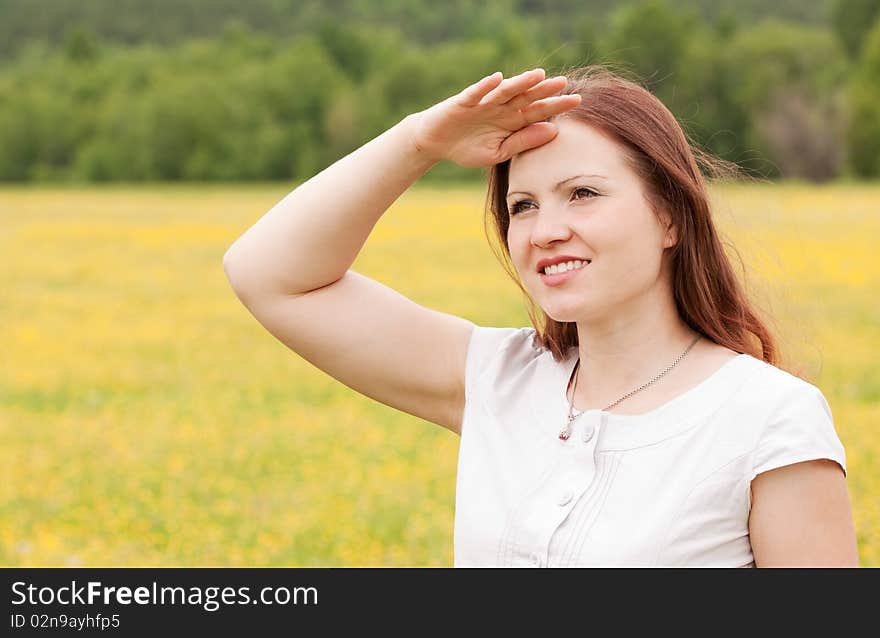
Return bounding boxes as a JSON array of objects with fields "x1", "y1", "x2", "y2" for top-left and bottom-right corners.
[{"x1": 223, "y1": 65, "x2": 858, "y2": 567}]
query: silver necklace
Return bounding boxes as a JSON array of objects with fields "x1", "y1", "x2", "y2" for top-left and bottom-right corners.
[{"x1": 559, "y1": 333, "x2": 702, "y2": 441}]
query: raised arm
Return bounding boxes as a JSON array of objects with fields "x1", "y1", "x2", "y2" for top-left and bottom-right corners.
[
  {"x1": 222, "y1": 112, "x2": 437, "y2": 301},
  {"x1": 222, "y1": 68, "x2": 581, "y2": 433}
]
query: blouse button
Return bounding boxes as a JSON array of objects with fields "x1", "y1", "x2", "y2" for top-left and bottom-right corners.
[
  {"x1": 529, "y1": 552, "x2": 543, "y2": 567},
  {"x1": 583, "y1": 424, "x2": 596, "y2": 443},
  {"x1": 557, "y1": 490, "x2": 573, "y2": 506}
]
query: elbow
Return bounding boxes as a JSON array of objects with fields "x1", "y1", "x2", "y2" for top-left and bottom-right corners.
[
  {"x1": 222, "y1": 243, "x2": 312, "y2": 302},
  {"x1": 222, "y1": 244, "x2": 278, "y2": 306},
  {"x1": 222, "y1": 245, "x2": 237, "y2": 275},
  {"x1": 222, "y1": 246, "x2": 236, "y2": 283},
  {"x1": 222, "y1": 245, "x2": 248, "y2": 298}
]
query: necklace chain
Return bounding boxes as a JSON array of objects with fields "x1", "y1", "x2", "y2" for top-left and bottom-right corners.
[{"x1": 559, "y1": 333, "x2": 702, "y2": 441}]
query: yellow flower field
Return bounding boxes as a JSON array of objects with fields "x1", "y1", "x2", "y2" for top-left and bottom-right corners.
[{"x1": 1, "y1": 182, "x2": 877, "y2": 566}]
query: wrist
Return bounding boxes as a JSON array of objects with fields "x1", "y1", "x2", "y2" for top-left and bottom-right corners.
[{"x1": 399, "y1": 113, "x2": 441, "y2": 169}]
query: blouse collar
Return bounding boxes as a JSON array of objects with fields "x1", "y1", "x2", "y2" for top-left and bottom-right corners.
[{"x1": 529, "y1": 345, "x2": 766, "y2": 450}]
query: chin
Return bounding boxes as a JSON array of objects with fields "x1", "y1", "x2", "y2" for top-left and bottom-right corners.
[
  {"x1": 540, "y1": 289, "x2": 613, "y2": 322},
  {"x1": 538, "y1": 301, "x2": 588, "y2": 324}
]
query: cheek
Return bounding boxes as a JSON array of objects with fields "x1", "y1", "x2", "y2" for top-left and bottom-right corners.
[
  {"x1": 597, "y1": 208, "x2": 650, "y2": 253},
  {"x1": 506, "y1": 227, "x2": 528, "y2": 265}
]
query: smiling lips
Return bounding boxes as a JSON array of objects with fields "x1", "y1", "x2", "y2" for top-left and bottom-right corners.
[
  {"x1": 538, "y1": 259, "x2": 590, "y2": 286},
  {"x1": 540, "y1": 259, "x2": 590, "y2": 275},
  {"x1": 535, "y1": 254, "x2": 591, "y2": 273}
]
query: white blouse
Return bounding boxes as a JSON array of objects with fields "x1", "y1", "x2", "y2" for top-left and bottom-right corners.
[{"x1": 453, "y1": 326, "x2": 847, "y2": 567}]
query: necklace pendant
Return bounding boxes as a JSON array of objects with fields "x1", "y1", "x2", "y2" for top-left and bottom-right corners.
[{"x1": 558, "y1": 425, "x2": 572, "y2": 441}]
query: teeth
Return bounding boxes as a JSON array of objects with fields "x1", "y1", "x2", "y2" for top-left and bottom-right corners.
[{"x1": 544, "y1": 260, "x2": 589, "y2": 275}]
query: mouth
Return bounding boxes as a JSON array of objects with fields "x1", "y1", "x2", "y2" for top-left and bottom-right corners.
[
  {"x1": 539, "y1": 259, "x2": 590, "y2": 286},
  {"x1": 539, "y1": 258, "x2": 591, "y2": 275}
]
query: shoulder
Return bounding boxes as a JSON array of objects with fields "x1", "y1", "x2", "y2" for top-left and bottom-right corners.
[
  {"x1": 703, "y1": 353, "x2": 841, "y2": 454},
  {"x1": 464, "y1": 325, "x2": 549, "y2": 401},
  {"x1": 466, "y1": 325, "x2": 534, "y2": 351},
  {"x1": 740, "y1": 360, "x2": 846, "y2": 481},
  {"x1": 708, "y1": 346, "x2": 823, "y2": 407},
  {"x1": 728, "y1": 356, "x2": 836, "y2": 444},
  {"x1": 741, "y1": 358, "x2": 830, "y2": 413},
  {"x1": 465, "y1": 325, "x2": 542, "y2": 376},
  {"x1": 465, "y1": 325, "x2": 542, "y2": 363}
]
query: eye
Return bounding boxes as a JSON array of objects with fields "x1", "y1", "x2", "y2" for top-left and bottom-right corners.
[
  {"x1": 572, "y1": 187, "x2": 598, "y2": 201},
  {"x1": 508, "y1": 187, "x2": 598, "y2": 216},
  {"x1": 508, "y1": 199, "x2": 533, "y2": 215}
]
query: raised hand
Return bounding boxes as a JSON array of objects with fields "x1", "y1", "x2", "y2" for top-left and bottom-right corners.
[{"x1": 406, "y1": 68, "x2": 582, "y2": 169}]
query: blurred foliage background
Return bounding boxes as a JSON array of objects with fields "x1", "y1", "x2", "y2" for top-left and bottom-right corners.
[{"x1": 3, "y1": 0, "x2": 880, "y2": 183}]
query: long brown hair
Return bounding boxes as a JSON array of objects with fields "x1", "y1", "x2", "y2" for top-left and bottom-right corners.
[{"x1": 484, "y1": 64, "x2": 785, "y2": 370}]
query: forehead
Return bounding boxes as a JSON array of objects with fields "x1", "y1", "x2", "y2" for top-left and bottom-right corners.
[{"x1": 507, "y1": 119, "x2": 630, "y2": 188}]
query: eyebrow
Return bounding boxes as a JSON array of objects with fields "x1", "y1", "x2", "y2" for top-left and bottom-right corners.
[{"x1": 507, "y1": 174, "x2": 607, "y2": 199}]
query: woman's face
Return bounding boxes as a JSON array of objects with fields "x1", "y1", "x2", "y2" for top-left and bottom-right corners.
[{"x1": 505, "y1": 117, "x2": 676, "y2": 324}]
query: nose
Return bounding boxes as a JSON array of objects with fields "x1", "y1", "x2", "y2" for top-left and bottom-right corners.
[{"x1": 529, "y1": 206, "x2": 572, "y2": 248}]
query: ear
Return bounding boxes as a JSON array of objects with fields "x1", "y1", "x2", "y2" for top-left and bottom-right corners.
[
  {"x1": 663, "y1": 222, "x2": 678, "y2": 249},
  {"x1": 660, "y1": 211, "x2": 678, "y2": 249}
]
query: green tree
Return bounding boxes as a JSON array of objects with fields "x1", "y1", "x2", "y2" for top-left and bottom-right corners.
[
  {"x1": 599, "y1": 0, "x2": 699, "y2": 103},
  {"x1": 721, "y1": 20, "x2": 849, "y2": 179},
  {"x1": 847, "y1": 18, "x2": 880, "y2": 176},
  {"x1": 63, "y1": 25, "x2": 100, "y2": 63},
  {"x1": 668, "y1": 29, "x2": 750, "y2": 168},
  {"x1": 315, "y1": 21, "x2": 376, "y2": 82},
  {"x1": 830, "y1": 0, "x2": 880, "y2": 58}
]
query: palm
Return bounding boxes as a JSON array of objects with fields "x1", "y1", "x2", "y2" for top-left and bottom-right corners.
[
  {"x1": 415, "y1": 101, "x2": 528, "y2": 168},
  {"x1": 409, "y1": 69, "x2": 582, "y2": 169}
]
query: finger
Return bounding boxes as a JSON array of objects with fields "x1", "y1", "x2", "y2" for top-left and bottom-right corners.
[
  {"x1": 479, "y1": 68, "x2": 546, "y2": 107},
  {"x1": 498, "y1": 122, "x2": 559, "y2": 158},
  {"x1": 505, "y1": 76, "x2": 568, "y2": 110},
  {"x1": 457, "y1": 72, "x2": 504, "y2": 107},
  {"x1": 520, "y1": 94, "x2": 583, "y2": 124}
]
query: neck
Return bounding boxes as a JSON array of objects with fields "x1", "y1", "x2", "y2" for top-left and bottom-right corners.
[{"x1": 568, "y1": 299, "x2": 701, "y2": 411}]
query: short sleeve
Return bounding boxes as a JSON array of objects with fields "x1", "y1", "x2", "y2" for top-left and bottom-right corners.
[
  {"x1": 463, "y1": 326, "x2": 527, "y2": 405},
  {"x1": 749, "y1": 382, "x2": 847, "y2": 482}
]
